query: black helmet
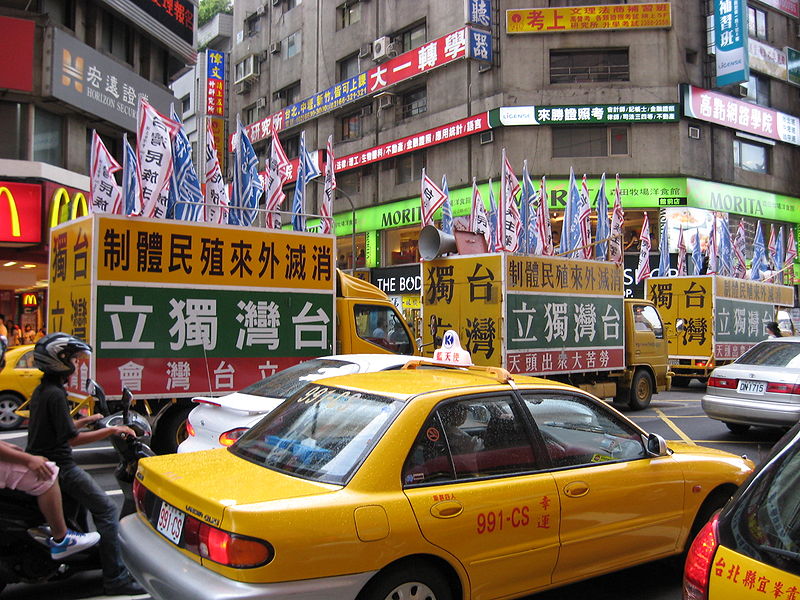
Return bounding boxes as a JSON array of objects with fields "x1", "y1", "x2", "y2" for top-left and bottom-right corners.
[
  {"x1": 33, "y1": 333, "x2": 92, "y2": 375},
  {"x1": 0, "y1": 335, "x2": 6, "y2": 369}
]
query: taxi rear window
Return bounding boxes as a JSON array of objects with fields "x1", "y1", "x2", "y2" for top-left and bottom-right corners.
[{"x1": 231, "y1": 384, "x2": 404, "y2": 486}]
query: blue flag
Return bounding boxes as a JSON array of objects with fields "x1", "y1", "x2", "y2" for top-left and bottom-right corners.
[
  {"x1": 560, "y1": 167, "x2": 581, "y2": 257},
  {"x1": 775, "y1": 225, "x2": 785, "y2": 283},
  {"x1": 751, "y1": 221, "x2": 768, "y2": 280},
  {"x1": 291, "y1": 131, "x2": 322, "y2": 231},
  {"x1": 488, "y1": 179, "x2": 498, "y2": 252},
  {"x1": 594, "y1": 173, "x2": 609, "y2": 260},
  {"x1": 122, "y1": 134, "x2": 141, "y2": 216},
  {"x1": 520, "y1": 160, "x2": 534, "y2": 254},
  {"x1": 441, "y1": 174, "x2": 453, "y2": 235},
  {"x1": 691, "y1": 230, "x2": 704, "y2": 276},
  {"x1": 231, "y1": 117, "x2": 261, "y2": 226},
  {"x1": 168, "y1": 106, "x2": 203, "y2": 222},
  {"x1": 718, "y1": 214, "x2": 733, "y2": 276},
  {"x1": 659, "y1": 222, "x2": 670, "y2": 276}
]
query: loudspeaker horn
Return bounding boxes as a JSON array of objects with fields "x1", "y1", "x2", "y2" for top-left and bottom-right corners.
[{"x1": 419, "y1": 225, "x2": 458, "y2": 261}]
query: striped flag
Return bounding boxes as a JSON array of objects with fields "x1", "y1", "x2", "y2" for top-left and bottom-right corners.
[
  {"x1": 122, "y1": 134, "x2": 141, "y2": 217},
  {"x1": 265, "y1": 122, "x2": 291, "y2": 229},
  {"x1": 691, "y1": 230, "x2": 704, "y2": 276},
  {"x1": 635, "y1": 213, "x2": 652, "y2": 283},
  {"x1": 658, "y1": 221, "x2": 670, "y2": 276},
  {"x1": 733, "y1": 219, "x2": 747, "y2": 278},
  {"x1": 578, "y1": 174, "x2": 592, "y2": 259},
  {"x1": 500, "y1": 149, "x2": 522, "y2": 252},
  {"x1": 89, "y1": 130, "x2": 122, "y2": 214},
  {"x1": 204, "y1": 119, "x2": 229, "y2": 225},
  {"x1": 136, "y1": 99, "x2": 180, "y2": 218},
  {"x1": 537, "y1": 176, "x2": 554, "y2": 256},
  {"x1": 676, "y1": 225, "x2": 687, "y2": 276},
  {"x1": 488, "y1": 179, "x2": 499, "y2": 252},
  {"x1": 768, "y1": 224, "x2": 777, "y2": 270},
  {"x1": 751, "y1": 221, "x2": 768, "y2": 280},
  {"x1": 521, "y1": 160, "x2": 534, "y2": 254},
  {"x1": 420, "y1": 168, "x2": 447, "y2": 228},
  {"x1": 320, "y1": 135, "x2": 336, "y2": 235},
  {"x1": 468, "y1": 177, "x2": 489, "y2": 243},
  {"x1": 707, "y1": 213, "x2": 718, "y2": 275},
  {"x1": 785, "y1": 227, "x2": 797, "y2": 283},
  {"x1": 168, "y1": 106, "x2": 203, "y2": 222},
  {"x1": 609, "y1": 174, "x2": 624, "y2": 265}
]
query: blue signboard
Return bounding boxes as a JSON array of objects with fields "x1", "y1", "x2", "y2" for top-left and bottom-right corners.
[
  {"x1": 469, "y1": 28, "x2": 493, "y2": 63},
  {"x1": 465, "y1": 0, "x2": 492, "y2": 29},
  {"x1": 283, "y1": 73, "x2": 369, "y2": 128},
  {"x1": 714, "y1": 0, "x2": 749, "y2": 86},
  {"x1": 207, "y1": 49, "x2": 225, "y2": 80}
]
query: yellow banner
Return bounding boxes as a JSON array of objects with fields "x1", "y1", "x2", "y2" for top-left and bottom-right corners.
[
  {"x1": 648, "y1": 276, "x2": 712, "y2": 358},
  {"x1": 95, "y1": 215, "x2": 335, "y2": 290},
  {"x1": 506, "y1": 3, "x2": 672, "y2": 34},
  {"x1": 422, "y1": 255, "x2": 503, "y2": 367},
  {"x1": 208, "y1": 117, "x2": 226, "y2": 173},
  {"x1": 715, "y1": 276, "x2": 793, "y2": 306},
  {"x1": 49, "y1": 217, "x2": 94, "y2": 342},
  {"x1": 505, "y1": 255, "x2": 622, "y2": 296}
]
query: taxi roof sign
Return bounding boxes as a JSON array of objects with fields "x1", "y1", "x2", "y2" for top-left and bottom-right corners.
[{"x1": 433, "y1": 330, "x2": 473, "y2": 367}]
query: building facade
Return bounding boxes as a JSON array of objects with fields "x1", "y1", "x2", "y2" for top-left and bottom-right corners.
[
  {"x1": 228, "y1": 0, "x2": 800, "y2": 325},
  {"x1": 0, "y1": 0, "x2": 195, "y2": 335}
]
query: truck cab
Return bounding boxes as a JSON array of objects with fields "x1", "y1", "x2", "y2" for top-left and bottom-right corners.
[{"x1": 623, "y1": 299, "x2": 671, "y2": 408}]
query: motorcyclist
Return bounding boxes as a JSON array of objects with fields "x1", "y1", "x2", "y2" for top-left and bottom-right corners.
[
  {"x1": 0, "y1": 335, "x2": 101, "y2": 559},
  {"x1": 25, "y1": 333, "x2": 144, "y2": 596}
]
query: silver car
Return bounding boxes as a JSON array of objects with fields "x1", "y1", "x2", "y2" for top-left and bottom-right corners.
[{"x1": 702, "y1": 337, "x2": 800, "y2": 433}]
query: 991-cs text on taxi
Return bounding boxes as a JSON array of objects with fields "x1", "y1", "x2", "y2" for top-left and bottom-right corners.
[{"x1": 121, "y1": 333, "x2": 754, "y2": 600}]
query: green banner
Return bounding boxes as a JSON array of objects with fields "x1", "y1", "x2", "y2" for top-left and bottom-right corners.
[
  {"x1": 95, "y1": 285, "x2": 334, "y2": 359},
  {"x1": 715, "y1": 298, "x2": 774, "y2": 343}
]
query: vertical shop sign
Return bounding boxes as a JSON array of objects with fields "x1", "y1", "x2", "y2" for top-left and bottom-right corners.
[
  {"x1": 714, "y1": 0, "x2": 749, "y2": 86},
  {"x1": 206, "y1": 50, "x2": 225, "y2": 116},
  {"x1": 465, "y1": 0, "x2": 493, "y2": 28},
  {"x1": 787, "y1": 47, "x2": 800, "y2": 86}
]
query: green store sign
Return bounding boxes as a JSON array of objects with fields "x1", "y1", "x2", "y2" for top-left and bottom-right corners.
[{"x1": 311, "y1": 177, "x2": 800, "y2": 236}]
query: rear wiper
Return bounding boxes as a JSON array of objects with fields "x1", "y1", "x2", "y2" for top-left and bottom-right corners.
[{"x1": 758, "y1": 544, "x2": 800, "y2": 562}]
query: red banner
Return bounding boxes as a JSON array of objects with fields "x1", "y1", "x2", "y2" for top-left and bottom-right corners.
[{"x1": 0, "y1": 182, "x2": 42, "y2": 243}]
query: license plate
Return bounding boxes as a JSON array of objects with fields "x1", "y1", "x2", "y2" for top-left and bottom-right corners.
[
  {"x1": 737, "y1": 380, "x2": 766, "y2": 395},
  {"x1": 156, "y1": 501, "x2": 185, "y2": 545},
  {"x1": 668, "y1": 359, "x2": 680, "y2": 366}
]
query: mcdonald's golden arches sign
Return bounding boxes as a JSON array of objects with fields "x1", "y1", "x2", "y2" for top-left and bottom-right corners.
[{"x1": 0, "y1": 182, "x2": 42, "y2": 243}]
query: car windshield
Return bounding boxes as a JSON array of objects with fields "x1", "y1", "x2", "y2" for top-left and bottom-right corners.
[
  {"x1": 231, "y1": 384, "x2": 404, "y2": 485},
  {"x1": 735, "y1": 342, "x2": 800, "y2": 367},
  {"x1": 238, "y1": 359, "x2": 361, "y2": 400}
]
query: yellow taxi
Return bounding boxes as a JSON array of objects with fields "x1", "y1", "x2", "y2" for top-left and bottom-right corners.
[
  {"x1": 121, "y1": 332, "x2": 754, "y2": 600},
  {"x1": 0, "y1": 344, "x2": 38, "y2": 430},
  {"x1": 683, "y1": 422, "x2": 800, "y2": 600}
]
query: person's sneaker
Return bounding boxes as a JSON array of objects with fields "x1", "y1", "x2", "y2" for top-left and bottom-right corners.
[
  {"x1": 103, "y1": 576, "x2": 146, "y2": 596},
  {"x1": 48, "y1": 529, "x2": 101, "y2": 559}
]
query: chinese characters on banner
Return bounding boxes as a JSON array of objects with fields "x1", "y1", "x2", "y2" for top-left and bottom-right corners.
[
  {"x1": 49, "y1": 215, "x2": 336, "y2": 398},
  {"x1": 506, "y1": 3, "x2": 672, "y2": 33},
  {"x1": 422, "y1": 255, "x2": 625, "y2": 375},
  {"x1": 713, "y1": 0, "x2": 749, "y2": 86},
  {"x1": 206, "y1": 49, "x2": 225, "y2": 117}
]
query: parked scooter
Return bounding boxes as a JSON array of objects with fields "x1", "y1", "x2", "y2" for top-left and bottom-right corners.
[{"x1": 0, "y1": 380, "x2": 153, "y2": 594}]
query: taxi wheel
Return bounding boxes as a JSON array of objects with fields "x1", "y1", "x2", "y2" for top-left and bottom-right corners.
[
  {"x1": 360, "y1": 562, "x2": 452, "y2": 600},
  {"x1": 627, "y1": 369, "x2": 653, "y2": 411},
  {"x1": 0, "y1": 394, "x2": 24, "y2": 431}
]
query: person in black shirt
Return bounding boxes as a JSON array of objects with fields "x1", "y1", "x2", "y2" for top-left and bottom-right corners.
[{"x1": 26, "y1": 333, "x2": 143, "y2": 596}]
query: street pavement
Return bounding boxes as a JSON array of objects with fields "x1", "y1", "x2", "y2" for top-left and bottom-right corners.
[{"x1": 0, "y1": 381, "x2": 787, "y2": 600}]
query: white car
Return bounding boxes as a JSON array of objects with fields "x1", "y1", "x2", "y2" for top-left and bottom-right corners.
[{"x1": 178, "y1": 354, "x2": 418, "y2": 453}]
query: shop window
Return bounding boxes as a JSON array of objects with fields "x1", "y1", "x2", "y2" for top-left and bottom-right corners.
[
  {"x1": 734, "y1": 138, "x2": 769, "y2": 173},
  {"x1": 33, "y1": 107, "x2": 63, "y2": 167},
  {"x1": 181, "y1": 94, "x2": 191, "y2": 115},
  {"x1": 747, "y1": 5, "x2": 767, "y2": 40},
  {"x1": 386, "y1": 226, "x2": 421, "y2": 265},
  {"x1": 336, "y1": 233, "x2": 366, "y2": 270},
  {"x1": 245, "y1": 103, "x2": 259, "y2": 125},
  {"x1": 396, "y1": 151, "x2": 426, "y2": 184},
  {"x1": 338, "y1": 54, "x2": 360, "y2": 81},
  {"x1": 399, "y1": 87, "x2": 427, "y2": 120},
  {"x1": 396, "y1": 21, "x2": 426, "y2": 53},
  {"x1": 337, "y1": 2, "x2": 362, "y2": 30},
  {"x1": 340, "y1": 110, "x2": 363, "y2": 141},
  {"x1": 553, "y1": 126, "x2": 628, "y2": 158},
  {"x1": 742, "y1": 74, "x2": 770, "y2": 107},
  {"x1": 550, "y1": 49, "x2": 629, "y2": 83},
  {"x1": 245, "y1": 13, "x2": 260, "y2": 37}
]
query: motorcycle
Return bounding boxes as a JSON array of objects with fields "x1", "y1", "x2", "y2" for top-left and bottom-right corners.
[{"x1": 0, "y1": 380, "x2": 154, "y2": 594}]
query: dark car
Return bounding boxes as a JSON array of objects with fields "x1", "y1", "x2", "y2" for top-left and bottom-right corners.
[{"x1": 683, "y1": 422, "x2": 800, "y2": 600}]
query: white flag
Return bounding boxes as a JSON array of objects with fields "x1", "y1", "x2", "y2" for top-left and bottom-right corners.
[
  {"x1": 500, "y1": 149, "x2": 522, "y2": 252},
  {"x1": 635, "y1": 212, "x2": 652, "y2": 283},
  {"x1": 468, "y1": 177, "x2": 489, "y2": 243},
  {"x1": 204, "y1": 119, "x2": 229, "y2": 225},
  {"x1": 609, "y1": 174, "x2": 625, "y2": 265},
  {"x1": 420, "y1": 169, "x2": 447, "y2": 227},
  {"x1": 89, "y1": 130, "x2": 122, "y2": 214},
  {"x1": 265, "y1": 122, "x2": 291, "y2": 228},
  {"x1": 321, "y1": 135, "x2": 336, "y2": 234},
  {"x1": 136, "y1": 99, "x2": 180, "y2": 218}
]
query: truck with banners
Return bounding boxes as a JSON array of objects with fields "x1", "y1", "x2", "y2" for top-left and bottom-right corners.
[
  {"x1": 646, "y1": 275, "x2": 794, "y2": 385},
  {"x1": 45, "y1": 214, "x2": 416, "y2": 452},
  {"x1": 421, "y1": 252, "x2": 670, "y2": 409}
]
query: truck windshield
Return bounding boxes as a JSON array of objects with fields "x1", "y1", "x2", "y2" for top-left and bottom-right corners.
[
  {"x1": 238, "y1": 359, "x2": 362, "y2": 400},
  {"x1": 231, "y1": 384, "x2": 404, "y2": 485}
]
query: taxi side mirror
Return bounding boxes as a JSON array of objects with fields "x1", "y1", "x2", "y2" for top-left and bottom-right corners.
[{"x1": 645, "y1": 433, "x2": 669, "y2": 457}]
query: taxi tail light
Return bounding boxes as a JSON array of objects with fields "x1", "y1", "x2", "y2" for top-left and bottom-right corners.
[
  {"x1": 707, "y1": 376, "x2": 737, "y2": 389},
  {"x1": 219, "y1": 428, "x2": 248, "y2": 447},
  {"x1": 682, "y1": 514, "x2": 719, "y2": 600},
  {"x1": 132, "y1": 478, "x2": 146, "y2": 513},
  {"x1": 186, "y1": 420, "x2": 196, "y2": 437},
  {"x1": 181, "y1": 514, "x2": 272, "y2": 568},
  {"x1": 765, "y1": 382, "x2": 800, "y2": 395}
]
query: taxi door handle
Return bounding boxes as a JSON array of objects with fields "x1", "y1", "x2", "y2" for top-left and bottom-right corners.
[
  {"x1": 563, "y1": 481, "x2": 590, "y2": 498},
  {"x1": 430, "y1": 500, "x2": 463, "y2": 519}
]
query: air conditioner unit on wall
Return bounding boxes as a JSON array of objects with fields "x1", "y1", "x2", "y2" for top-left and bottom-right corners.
[
  {"x1": 270, "y1": 41, "x2": 281, "y2": 54},
  {"x1": 479, "y1": 131, "x2": 494, "y2": 145},
  {"x1": 372, "y1": 36, "x2": 391, "y2": 62},
  {"x1": 235, "y1": 80, "x2": 251, "y2": 95},
  {"x1": 737, "y1": 83, "x2": 748, "y2": 97},
  {"x1": 688, "y1": 126, "x2": 701, "y2": 140},
  {"x1": 234, "y1": 55, "x2": 259, "y2": 84},
  {"x1": 376, "y1": 93, "x2": 396, "y2": 110}
]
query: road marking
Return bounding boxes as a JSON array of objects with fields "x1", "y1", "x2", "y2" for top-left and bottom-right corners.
[
  {"x1": 105, "y1": 489, "x2": 123, "y2": 496},
  {"x1": 73, "y1": 445, "x2": 114, "y2": 452},
  {"x1": 0, "y1": 431, "x2": 26, "y2": 441},
  {"x1": 654, "y1": 408, "x2": 696, "y2": 445}
]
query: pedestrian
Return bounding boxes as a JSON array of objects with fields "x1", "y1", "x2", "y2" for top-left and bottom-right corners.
[
  {"x1": 34, "y1": 327, "x2": 46, "y2": 342},
  {"x1": 22, "y1": 324, "x2": 35, "y2": 345},
  {"x1": 8, "y1": 325, "x2": 21, "y2": 346},
  {"x1": 766, "y1": 321, "x2": 783, "y2": 338},
  {"x1": 0, "y1": 314, "x2": 7, "y2": 339},
  {"x1": 0, "y1": 336, "x2": 100, "y2": 559},
  {"x1": 26, "y1": 333, "x2": 144, "y2": 595}
]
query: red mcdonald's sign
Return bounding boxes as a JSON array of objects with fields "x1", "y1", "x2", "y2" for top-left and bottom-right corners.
[{"x1": 0, "y1": 182, "x2": 42, "y2": 244}]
